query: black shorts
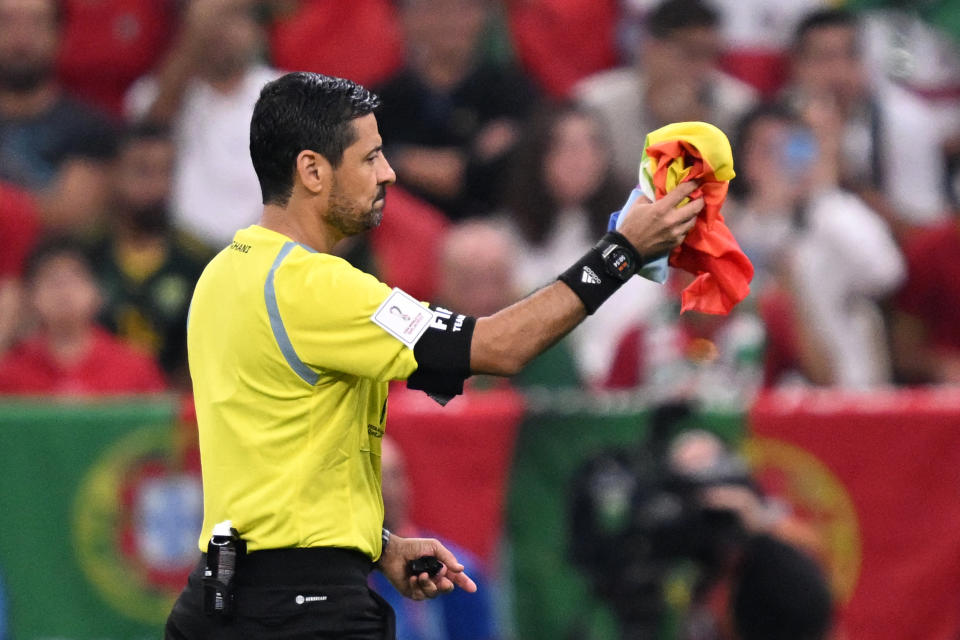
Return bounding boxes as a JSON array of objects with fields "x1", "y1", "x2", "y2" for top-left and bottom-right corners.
[{"x1": 165, "y1": 547, "x2": 396, "y2": 640}]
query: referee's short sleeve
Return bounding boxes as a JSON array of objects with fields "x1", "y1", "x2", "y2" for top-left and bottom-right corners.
[{"x1": 273, "y1": 249, "x2": 421, "y2": 381}]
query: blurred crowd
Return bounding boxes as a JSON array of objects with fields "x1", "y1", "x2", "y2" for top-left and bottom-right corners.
[
  {"x1": 4, "y1": 2, "x2": 960, "y2": 640},
  {"x1": 2, "y1": 0, "x2": 960, "y2": 400}
]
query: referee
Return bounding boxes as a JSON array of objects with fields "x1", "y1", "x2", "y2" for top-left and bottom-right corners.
[{"x1": 165, "y1": 72, "x2": 703, "y2": 639}]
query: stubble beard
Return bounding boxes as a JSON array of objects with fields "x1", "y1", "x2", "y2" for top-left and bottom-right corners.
[{"x1": 324, "y1": 184, "x2": 386, "y2": 237}]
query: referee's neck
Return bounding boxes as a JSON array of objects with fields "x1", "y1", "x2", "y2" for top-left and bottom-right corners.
[{"x1": 259, "y1": 202, "x2": 340, "y2": 254}]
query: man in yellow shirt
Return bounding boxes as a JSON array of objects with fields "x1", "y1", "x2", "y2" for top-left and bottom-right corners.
[{"x1": 165, "y1": 71, "x2": 703, "y2": 639}]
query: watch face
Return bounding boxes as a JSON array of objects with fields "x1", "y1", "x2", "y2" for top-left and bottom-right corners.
[{"x1": 603, "y1": 245, "x2": 635, "y2": 281}]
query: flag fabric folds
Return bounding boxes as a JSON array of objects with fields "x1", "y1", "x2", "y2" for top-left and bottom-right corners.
[{"x1": 641, "y1": 121, "x2": 753, "y2": 315}]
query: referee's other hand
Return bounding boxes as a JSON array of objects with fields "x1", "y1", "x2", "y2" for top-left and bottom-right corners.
[{"x1": 379, "y1": 534, "x2": 479, "y2": 600}]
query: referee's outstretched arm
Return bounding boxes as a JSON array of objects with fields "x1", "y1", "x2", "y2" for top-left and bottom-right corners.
[
  {"x1": 405, "y1": 181, "x2": 702, "y2": 401},
  {"x1": 470, "y1": 181, "x2": 702, "y2": 376}
]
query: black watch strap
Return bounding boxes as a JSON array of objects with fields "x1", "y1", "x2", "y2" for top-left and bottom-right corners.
[{"x1": 558, "y1": 232, "x2": 644, "y2": 315}]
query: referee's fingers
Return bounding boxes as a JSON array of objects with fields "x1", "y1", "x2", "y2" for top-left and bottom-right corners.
[
  {"x1": 408, "y1": 574, "x2": 432, "y2": 599},
  {"x1": 416, "y1": 572, "x2": 441, "y2": 597},
  {"x1": 430, "y1": 543, "x2": 477, "y2": 593},
  {"x1": 420, "y1": 539, "x2": 477, "y2": 594},
  {"x1": 409, "y1": 568, "x2": 476, "y2": 598},
  {"x1": 670, "y1": 195, "x2": 705, "y2": 224},
  {"x1": 657, "y1": 180, "x2": 699, "y2": 210},
  {"x1": 407, "y1": 576, "x2": 425, "y2": 600},
  {"x1": 429, "y1": 540, "x2": 465, "y2": 573},
  {"x1": 449, "y1": 569, "x2": 478, "y2": 593},
  {"x1": 410, "y1": 572, "x2": 453, "y2": 599}
]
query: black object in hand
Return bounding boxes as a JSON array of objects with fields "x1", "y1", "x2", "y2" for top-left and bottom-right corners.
[{"x1": 408, "y1": 555, "x2": 444, "y2": 576}]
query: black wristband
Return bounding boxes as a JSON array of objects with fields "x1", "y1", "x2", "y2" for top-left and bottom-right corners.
[{"x1": 557, "y1": 232, "x2": 642, "y2": 315}]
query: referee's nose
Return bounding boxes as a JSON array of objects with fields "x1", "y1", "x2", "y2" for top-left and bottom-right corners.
[{"x1": 377, "y1": 154, "x2": 397, "y2": 187}]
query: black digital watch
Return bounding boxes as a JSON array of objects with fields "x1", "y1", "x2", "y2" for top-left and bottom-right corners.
[{"x1": 596, "y1": 232, "x2": 641, "y2": 281}]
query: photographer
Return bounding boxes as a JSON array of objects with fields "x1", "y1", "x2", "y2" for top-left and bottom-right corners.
[{"x1": 569, "y1": 405, "x2": 832, "y2": 640}]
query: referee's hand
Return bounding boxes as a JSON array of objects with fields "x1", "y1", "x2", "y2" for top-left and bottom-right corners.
[
  {"x1": 379, "y1": 534, "x2": 478, "y2": 600},
  {"x1": 618, "y1": 180, "x2": 704, "y2": 259}
]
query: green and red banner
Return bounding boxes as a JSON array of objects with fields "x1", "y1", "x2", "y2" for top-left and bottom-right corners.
[
  {"x1": 387, "y1": 387, "x2": 526, "y2": 564},
  {"x1": 0, "y1": 397, "x2": 197, "y2": 639},
  {"x1": 2, "y1": 389, "x2": 960, "y2": 639},
  {"x1": 749, "y1": 388, "x2": 960, "y2": 640}
]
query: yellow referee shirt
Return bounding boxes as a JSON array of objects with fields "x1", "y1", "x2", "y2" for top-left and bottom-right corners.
[{"x1": 188, "y1": 224, "x2": 428, "y2": 559}]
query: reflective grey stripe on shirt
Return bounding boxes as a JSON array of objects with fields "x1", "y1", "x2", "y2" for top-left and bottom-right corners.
[{"x1": 264, "y1": 241, "x2": 320, "y2": 385}]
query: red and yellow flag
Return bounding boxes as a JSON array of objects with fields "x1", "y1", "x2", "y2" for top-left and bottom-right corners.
[{"x1": 641, "y1": 121, "x2": 754, "y2": 315}]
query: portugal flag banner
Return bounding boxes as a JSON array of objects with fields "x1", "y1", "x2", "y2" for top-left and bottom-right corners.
[
  {"x1": 0, "y1": 397, "x2": 197, "y2": 638},
  {"x1": 749, "y1": 388, "x2": 960, "y2": 640}
]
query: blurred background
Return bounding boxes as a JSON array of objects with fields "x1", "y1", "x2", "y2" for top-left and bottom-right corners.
[{"x1": 1, "y1": 0, "x2": 960, "y2": 638}]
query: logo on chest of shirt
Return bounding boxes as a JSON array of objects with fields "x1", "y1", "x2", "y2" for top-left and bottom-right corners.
[{"x1": 367, "y1": 424, "x2": 385, "y2": 438}]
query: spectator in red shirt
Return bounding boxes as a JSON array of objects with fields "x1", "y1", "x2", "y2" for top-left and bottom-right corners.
[
  {"x1": 0, "y1": 236, "x2": 167, "y2": 395},
  {"x1": 0, "y1": 180, "x2": 40, "y2": 353},
  {"x1": 0, "y1": 182, "x2": 40, "y2": 278},
  {"x1": 268, "y1": 0, "x2": 404, "y2": 89},
  {"x1": 506, "y1": 0, "x2": 619, "y2": 99},
  {"x1": 891, "y1": 211, "x2": 960, "y2": 383},
  {"x1": 56, "y1": 0, "x2": 174, "y2": 117}
]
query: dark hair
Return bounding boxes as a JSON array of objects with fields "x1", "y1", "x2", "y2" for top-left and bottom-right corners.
[
  {"x1": 647, "y1": 0, "x2": 719, "y2": 39},
  {"x1": 249, "y1": 72, "x2": 381, "y2": 206},
  {"x1": 22, "y1": 235, "x2": 93, "y2": 284},
  {"x1": 729, "y1": 102, "x2": 800, "y2": 200},
  {"x1": 792, "y1": 8, "x2": 858, "y2": 53},
  {"x1": 506, "y1": 102, "x2": 627, "y2": 247}
]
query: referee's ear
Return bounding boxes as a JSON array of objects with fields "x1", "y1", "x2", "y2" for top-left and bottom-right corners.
[{"x1": 295, "y1": 150, "x2": 332, "y2": 197}]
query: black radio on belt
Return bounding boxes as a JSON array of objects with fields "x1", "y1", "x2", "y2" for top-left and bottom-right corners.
[{"x1": 203, "y1": 520, "x2": 246, "y2": 617}]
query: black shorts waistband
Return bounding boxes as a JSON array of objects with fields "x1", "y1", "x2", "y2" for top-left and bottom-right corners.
[{"x1": 198, "y1": 547, "x2": 375, "y2": 587}]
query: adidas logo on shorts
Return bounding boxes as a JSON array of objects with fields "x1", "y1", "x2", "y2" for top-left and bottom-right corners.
[{"x1": 581, "y1": 266, "x2": 602, "y2": 284}]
